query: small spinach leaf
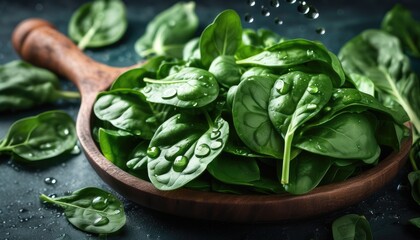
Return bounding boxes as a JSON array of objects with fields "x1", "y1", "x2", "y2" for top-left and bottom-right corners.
[
  {"x1": 0, "y1": 111, "x2": 77, "y2": 162},
  {"x1": 209, "y1": 56, "x2": 241, "y2": 87},
  {"x1": 200, "y1": 9, "x2": 242, "y2": 67},
  {"x1": 147, "y1": 114, "x2": 229, "y2": 190},
  {"x1": 40, "y1": 187, "x2": 126, "y2": 234},
  {"x1": 0, "y1": 61, "x2": 80, "y2": 112},
  {"x1": 135, "y1": 2, "x2": 198, "y2": 58},
  {"x1": 409, "y1": 217, "x2": 420, "y2": 229},
  {"x1": 93, "y1": 89, "x2": 161, "y2": 139},
  {"x1": 69, "y1": 0, "x2": 127, "y2": 50},
  {"x1": 332, "y1": 214, "x2": 373, "y2": 240}
]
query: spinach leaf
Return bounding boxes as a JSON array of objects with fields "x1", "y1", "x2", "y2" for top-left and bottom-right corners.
[
  {"x1": 147, "y1": 114, "x2": 229, "y2": 190},
  {"x1": 93, "y1": 89, "x2": 161, "y2": 139},
  {"x1": 40, "y1": 187, "x2": 126, "y2": 234},
  {"x1": 295, "y1": 113, "x2": 380, "y2": 160},
  {"x1": 381, "y1": 4, "x2": 420, "y2": 57},
  {"x1": 408, "y1": 171, "x2": 420, "y2": 205},
  {"x1": 98, "y1": 128, "x2": 140, "y2": 170},
  {"x1": 126, "y1": 141, "x2": 149, "y2": 172},
  {"x1": 0, "y1": 61, "x2": 80, "y2": 112},
  {"x1": 339, "y1": 29, "x2": 420, "y2": 141},
  {"x1": 0, "y1": 111, "x2": 77, "y2": 162},
  {"x1": 237, "y1": 39, "x2": 345, "y2": 87},
  {"x1": 332, "y1": 214, "x2": 373, "y2": 240},
  {"x1": 268, "y1": 71, "x2": 333, "y2": 184},
  {"x1": 409, "y1": 217, "x2": 420, "y2": 229},
  {"x1": 69, "y1": 0, "x2": 127, "y2": 50},
  {"x1": 110, "y1": 68, "x2": 148, "y2": 90},
  {"x1": 232, "y1": 75, "x2": 284, "y2": 158},
  {"x1": 183, "y1": 38, "x2": 201, "y2": 61},
  {"x1": 200, "y1": 9, "x2": 242, "y2": 67},
  {"x1": 207, "y1": 153, "x2": 260, "y2": 186},
  {"x1": 141, "y1": 67, "x2": 219, "y2": 108},
  {"x1": 285, "y1": 152, "x2": 332, "y2": 195},
  {"x1": 209, "y1": 56, "x2": 241, "y2": 87},
  {"x1": 135, "y1": 2, "x2": 198, "y2": 58}
]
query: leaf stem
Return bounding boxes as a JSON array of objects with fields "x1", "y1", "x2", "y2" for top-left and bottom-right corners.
[
  {"x1": 56, "y1": 90, "x2": 81, "y2": 100},
  {"x1": 281, "y1": 132, "x2": 294, "y2": 185},
  {"x1": 77, "y1": 12, "x2": 104, "y2": 50},
  {"x1": 143, "y1": 78, "x2": 184, "y2": 84}
]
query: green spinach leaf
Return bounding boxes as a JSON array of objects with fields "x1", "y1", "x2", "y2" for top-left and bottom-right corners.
[
  {"x1": 40, "y1": 187, "x2": 126, "y2": 234},
  {"x1": 147, "y1": 114, "x2": 229, "y2": 190},
  {"x1": 0, "y1": 111, "x2": 77, "y2": 162},
  {"x1": 69, "y1": 0, "x2": 127, "y2": 50},
  {"x1": 0, "y1": 61, "x2": 80, "y2": 112},
  {"x1": 408, "y1": 171, "x2": 420, "y2": 205},
  {"x1": 332, "y1": 214, "x2": 373, "y2": 240},
  {"x1": 409, "y1": 217, "x2": 420, "y2": 229},
  {"x1": 135, "y1": 2, "x2": 198, "y2": 58},
  {"x1": 209, "y1": 55, "x2": 241, "y2": 87},
  {"x1": 200, "y1": 9, "x2": 242, "y2": 67},
  {"x1": 381, "y1": 4, "x2": 420, "y2": 57}
]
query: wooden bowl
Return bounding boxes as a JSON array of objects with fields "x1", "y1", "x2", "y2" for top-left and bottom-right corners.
[{"x1": 12, "y1": 19, "x2": 412, "y2": 223}]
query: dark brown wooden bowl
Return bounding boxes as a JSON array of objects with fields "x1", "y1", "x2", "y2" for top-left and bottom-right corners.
[{"x1": 12, "y1": 19, "x2": 412, "y2": 223}]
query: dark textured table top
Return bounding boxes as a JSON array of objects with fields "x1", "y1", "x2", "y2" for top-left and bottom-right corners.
[{"x1": 1, "y1": 0, "x2": 420, "y2": 239}]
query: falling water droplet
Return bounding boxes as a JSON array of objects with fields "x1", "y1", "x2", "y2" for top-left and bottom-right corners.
[
  {"x1": 244, "y1": 13, "x2": 254, "y2": 23},
  {"x1": 274, "y1": 17, "x2": 284, "y2": 25},
  {"x1": 270, "y1": 0, "x2": 280, "y2": 7},
  {"x1": 44, "y1": 177, "x2": 57, "y2": 185},
  {"x1": 285, "y1": 0, "x2": 296, "y2": 4},
  {"x1": 261, "y1": 6, "x2": 271, "y2": 17},
  {"x1": 297, "y1": 1, "x2": 310, "y2": 14},
  {"x1": 316, "y1": 27, "x2": 326, "y2": 35},
  {"x1": 305, "y1": 5, "x2": 319, "y2": 19},
  {"x1": 246, "y1": 0, "x2": 256, "y2": 6}
]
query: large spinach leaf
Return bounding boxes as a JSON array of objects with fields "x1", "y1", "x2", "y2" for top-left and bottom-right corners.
[
  {"x1": 339, "y1": 29, "x2": 420, "y2": 141},
  {"x1": 69, "y1": 0, "x2": 127, "y2": 50},
  {"x1": 40, "y1": 187, "x2": 126, "y2": 234},
  {"x1": 147, "y1": 114, "x2": 229, "y2": 190},
  {"x1": 0, "y1": 111, "x2": 77, "y2": 162},
  {"x1": 135, "y1": 2, "x2": 198, "y2": 58},
  {"x1": 332, "y1": 214, "x2": 373, "y2": 240},
  {"x1": 268, "y1": 71, "x2": 333, "y2": 184}
]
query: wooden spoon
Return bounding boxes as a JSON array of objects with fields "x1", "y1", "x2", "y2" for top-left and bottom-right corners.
[{"x1": 12, "y1": 18, "x2": 412, "y2": 223}]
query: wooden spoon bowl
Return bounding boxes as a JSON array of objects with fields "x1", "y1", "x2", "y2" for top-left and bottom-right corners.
[{"x1": 12, "y1": 19, "x2": 412, "y2": 223}]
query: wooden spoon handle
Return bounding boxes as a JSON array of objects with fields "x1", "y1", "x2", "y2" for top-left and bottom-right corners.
[{"x1": 12, "y1": 18, "x2": 128, "y2": 95}]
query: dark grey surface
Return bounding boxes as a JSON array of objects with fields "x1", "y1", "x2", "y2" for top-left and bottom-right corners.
[{"x1": 1, "y1": 0, "x2": 420, "y2": 239}]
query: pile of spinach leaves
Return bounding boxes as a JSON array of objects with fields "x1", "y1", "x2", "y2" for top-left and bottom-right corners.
[{"x1": 92, "y1": 5, "x2": 408, "y2": 195}]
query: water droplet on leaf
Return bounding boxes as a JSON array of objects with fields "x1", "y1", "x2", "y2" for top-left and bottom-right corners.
[
  {"x1": 210, "y1": 130, "x2": 221, "y2": 139},
  {"x1": 92, "y1": 196, "x2": 108, "y2": 210},
  {"x1": 173, "y1": 156, "x2": 188, "y2": 172},
  {"x1": 275, "y1": 80, "x2": 290, "y2": 94},
  {"x1": 195, "y1": 144, "x2": 211, "y2": 158},
  {"x1": 162, "y1": 88, "x2": 177, "y2": 99},
  {"x1": 307, "y1": 85, "x2": 318, "y2": 94},
  {"x1": 147, "y1": 146, "x2": 160, "y2": 158},
  {"x1": 210, "y1": 139, "x2": 224, "y2": 150},
  {"x1": 93, "y1": 216, "x2": 109, "y2": 226},
  {"x1": 306, "y1": 103, "x2": 318, "y2": 110}
]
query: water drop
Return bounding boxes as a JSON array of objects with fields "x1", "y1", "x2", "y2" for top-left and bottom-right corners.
[
  {"x1": 192, "y1": 102, "x2": 198, "y2": 107},
  {"x1": 162, "y1": 88, "x2": 177, "y2": 99},
  {"x1": 316, "y1": 27, "x2": 326, "y2": 35},
  {"x1": 261, "y1": 6, "x2": 270, "y2": 17},
  {"x1": 93, "y1": 216, "x2": 109, "y2": 226},
  {"x1": 275, "y1": 80, "x2": 290, "y2": 94},
  {"x1": 44, "y1": 177, "x2": 57, "y2": 185},
  {"x1": 297, "y1": 1, "x2": 310, "y2": 14},
  {"x1": 92, "y1": 196, "x2": 108, "y2": 210},
  {"x1": 48, "y1": 193, "x2": 57, "y2": 198},
  {"x1": 18, "y1": 208, "x2": 28, "y2": 213},
  {"x1": 246, "y1": 0, "x2": 256, "y2": 6},
  {"x1": 306, "y1": 49, "x2": 314, "y2": 56},
  {"x1": 285, "y1": 0, "x2": 296, "y2": 3},
  {"x1": 210, "y1": 139, "x2": 224, "y2": 150},
  {"x1": 323, "y1": 106, "x2": 332, "y2": 112},
  {"x1": 306, "y1": 103, "x2": 318, "y2": 110},
  {"x1": 274, "y1": 17, "x2": 283, "y2": 25},
  {"x1": 210, "y1": 130, "x2": 221, "y2": 140},
  {"x1": 244, "y1": 13, "x2": 254, "y2": 23},
  {"x1": 40, "y1": 143, "x2": 53, "y2": 150},
  {"x1": 143, "y1": 86, "x2": 152, "y2": 93},
  {"x1": 70, "y1": 145, "x2": 81, "y2": 155},
  {"x1": 147, "y1": 146, "x2": 160, "y2": 158},
  {"x1": 270, "y1": 0, "x2": 280, "y2": 7},
  {"x1": 195, "y1": 144, "x2": 211, "y2": 158},
  {"x1": 173, "y1": 156, "x2": 188, "y2": 172},
  {"x1": 307, "y1": 85, "x2": 318, "y2": 94},
  {"x1": 305, "y1": 5, "x2": 319, "y2": 19}
]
